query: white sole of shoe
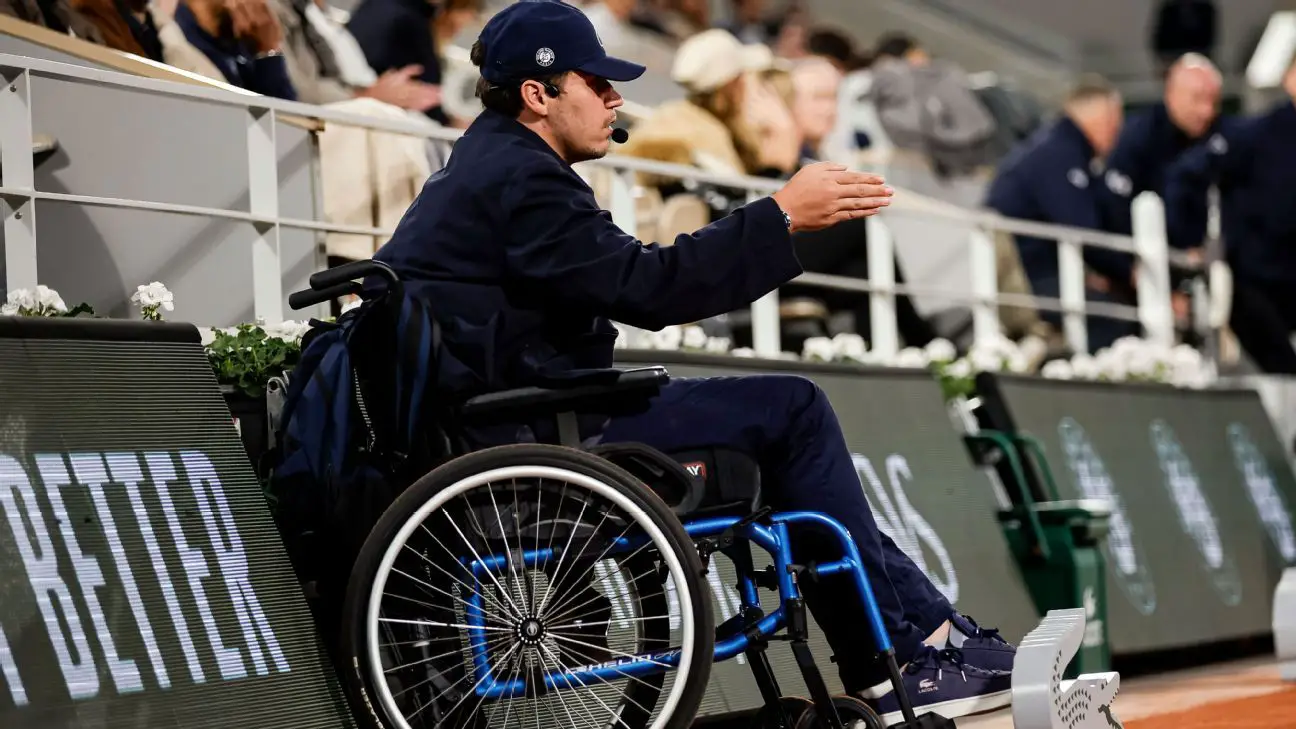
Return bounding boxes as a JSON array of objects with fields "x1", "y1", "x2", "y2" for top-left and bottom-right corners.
[{"x1": 878, "y1": 688, "x2": 1012, "y2": 725}]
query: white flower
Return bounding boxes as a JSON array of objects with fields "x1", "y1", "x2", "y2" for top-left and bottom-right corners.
[
  {"x1": 265, "y1": 320, "x2": 312, "y2": 343},
  {"x1": 197, "y1": 327, "x2": 217, "y2": 347},
  {"x1": 34, "y1": 285, "x2": 67, "y2": 313},
  {"x1": 1041, "y1": 359, "x2": 1074, "y2": 379},
  {"x1": 1125, "y1": 348, "x2": 1158, "y2": 379},
  {"x1": 893, "y1": 347, "x2": 929, "y2": 369},
  {"x1": 802, "y1": 336, "x2": 835, "y2": 362},
  {"x1": 1070, "y1": 353, "x2": 1100, "y2": 380},
  {"x1": 1006, "y1": 349, "x2": 1029, "y2": 373},
  {"x1": 945, "y1": 358, "x2": 973, "y2": 379},
  {"x1": 923, "y1": 337, "x2": 957, "y2": 363},
  {"x1": 131, "y1": 282, "x2": 174, "y2": 311},
  {"x1": 3, "y1": 285, "x2": 67, "y2": 316},
  {"x1": 831, "y1": 332, "x2": 869, "y2": 362},
  {"x1": 1171, "y1": 343, "x2": 1201, "y2": 368},
  {"x1": 704, "y1": 336, "x2": 731, "y2": 353},
  {"x1": 730, "y1": 347, "x2": 756, "y2": 358},
  {"x1": 681, "y1": 325, "x2": 708, "y2": 350},
  {"x1": 968, "y1": 346, "x2": 1002, "y2": 372},
  {"x1": 1094, "y1": 348, "x2": 1126, "y2": 380},
  {"x1": 648, "y1": 326, "x2": 683, "y2": 350}
]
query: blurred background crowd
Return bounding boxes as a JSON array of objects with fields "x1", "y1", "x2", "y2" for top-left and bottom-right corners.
[{"x1": 7, "y1": 0, "x2": 1296, "y2": 377}]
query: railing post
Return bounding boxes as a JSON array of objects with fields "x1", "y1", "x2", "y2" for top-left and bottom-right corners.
[
  {"x1": 609, "y1": 168, "x2": 637, "y2": 239},
  {"x1": 749, "y1": 189, "x2": 781, "y2": 357},
  {"x1": 1057, "y1": 235, "x2": 1088, "y2": 354},
  {"x1": 1131, "y1": 191, "x2": 1173, "y2": 347},
  {"x1": 247, "y1": 106, "x2": 283, "y2": 324},
  {"x1": 867, "y1": 216, "x2": 898, "y2": 360},
  {"x1": 0, "y1": 65, "x2": 36, "y2": 294},
  {"x1": 968, "y1": 226, "x2": 1000, "y2": 349}
]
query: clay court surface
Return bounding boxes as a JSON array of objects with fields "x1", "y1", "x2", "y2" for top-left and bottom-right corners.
[{"x1": 955, "y1": 656, "x2": 1292, "y2": 728}]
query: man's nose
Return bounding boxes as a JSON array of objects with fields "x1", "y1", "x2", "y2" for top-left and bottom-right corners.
[{"x1": 607, "y1": 88, "x2": 624, "y2": 108}]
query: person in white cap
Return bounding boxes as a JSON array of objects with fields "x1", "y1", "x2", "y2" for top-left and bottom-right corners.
[{"x1": 617, "y1": 28, "x2": 800, "y2": 185}]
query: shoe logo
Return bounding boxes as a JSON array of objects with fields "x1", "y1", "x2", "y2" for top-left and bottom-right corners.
[
  {"x1": 1151, "y1": 420, "x2": 1241, "y2": 605},
  {"x1": 852, "y1": 453, "x2": 959, "y2": 603},
  {"x1": 1227, "y1": 423, "x2": 1296, "y2": 563},
  {"x1": 681, "y1": 461, "x2": 707, "y2": 480},
  {"x1": 918, "y1": 678, "x2": 938, "y2": 693},
  {"x1": 1059, "y1": 418, "x2": 1157, "y2": 615}
]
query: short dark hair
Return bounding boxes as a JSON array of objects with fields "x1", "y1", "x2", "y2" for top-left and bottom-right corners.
[
  {"x1": 471, "y1": 39, "x2": 568, "y2": 118},
  {"x1": 805, "y1": 28, "x2": 855, "y2": 68},
  {"x1": 874, "y1": 32, "x2": 918, "y2": 60}
]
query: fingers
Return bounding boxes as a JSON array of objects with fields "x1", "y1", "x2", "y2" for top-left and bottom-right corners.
[
  {"x1": 840, "y1": 183, "x2": 893, "y2": 199},
  {"x1": 833, "y1": 194, "x2": 892, "y2": 212},
  {"x1": 833, "y1": 170, "x2": 886, "y2": 186}
]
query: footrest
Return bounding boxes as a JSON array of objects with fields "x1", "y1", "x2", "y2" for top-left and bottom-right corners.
[
  {"x1": 1011, "y1": 607, "x2": 1122, "y2": 729},
  {"x1": 1276, "y1": 567, "x2": 1296, "y2": 682}
]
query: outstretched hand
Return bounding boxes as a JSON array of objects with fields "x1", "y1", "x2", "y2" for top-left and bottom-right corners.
[{"x1": 770, "y1": 162, "x2": 893, "y2": 234}]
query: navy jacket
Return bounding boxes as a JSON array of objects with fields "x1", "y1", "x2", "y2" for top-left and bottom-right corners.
[
  {"x1": 1099, "y1": 102, "x2": 1227, "y2": 246},
  {"x1": 346, "y1": 0, "x2": 447, "y2": 124},
  {"x1": 372, "y1": 110, "x2": 802, "y2": 395},
  {"x1": 1164, "y1": 100, "x2": 1296, "y2": 283},
  {"x1": 985, "y1": 116, "x2": 1132, "y2": 284},
  {"x1": 174, "y1": 2, "x2": 296, "y2": 100}
]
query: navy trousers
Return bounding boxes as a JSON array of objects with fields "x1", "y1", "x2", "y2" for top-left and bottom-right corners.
[{"x1": 597, "y1": 374, "x2": 953, "y2": 690}]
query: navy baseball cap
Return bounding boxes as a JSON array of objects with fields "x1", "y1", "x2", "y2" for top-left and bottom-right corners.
[{"x1": 477, "y1": 0, "x2": 646, "y2": 84}]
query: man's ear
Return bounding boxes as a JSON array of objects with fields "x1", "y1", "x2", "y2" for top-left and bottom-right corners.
[{"x1": 519, "y1": 79, "x2": 552, "y2": 117}]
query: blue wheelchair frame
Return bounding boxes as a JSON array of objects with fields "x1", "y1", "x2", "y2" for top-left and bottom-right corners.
[{"x1": 462, "y1": 510, "x2": 915, "y2": 726}]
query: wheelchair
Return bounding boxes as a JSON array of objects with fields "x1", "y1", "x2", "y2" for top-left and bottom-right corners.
[{"x1": 282, "y1": 260, "x2": 945, "y2": 729}]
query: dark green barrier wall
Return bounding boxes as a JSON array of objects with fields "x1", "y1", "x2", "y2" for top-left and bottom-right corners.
[
  {"x1": 617, "y1": 353, "x2": 1040, "y2": 717},
  {"x1": 987, "y1": 375, "x2": 1296, "y2": 655}
]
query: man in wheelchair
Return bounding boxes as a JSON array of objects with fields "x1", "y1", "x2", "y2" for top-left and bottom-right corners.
[{"x1": 284, "y1": 2, "x2": 1018, "y2": 727}]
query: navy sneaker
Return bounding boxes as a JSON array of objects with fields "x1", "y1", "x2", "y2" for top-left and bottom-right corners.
[
  {"x1": 947, "y1": 612, "x2": 1016, "y2": 672},
  {"x1": 858, "y1": 646, "x2": 1011, "y2": 725}
]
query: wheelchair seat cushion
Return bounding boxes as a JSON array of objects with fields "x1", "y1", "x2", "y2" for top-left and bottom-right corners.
[{"x1": 590, "y1": 442, "x2": 761, "y2": 518}]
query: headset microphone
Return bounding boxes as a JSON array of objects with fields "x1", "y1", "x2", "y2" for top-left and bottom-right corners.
[{"x1": 611, "y1": 127, "x2": 629, "y2": 144}]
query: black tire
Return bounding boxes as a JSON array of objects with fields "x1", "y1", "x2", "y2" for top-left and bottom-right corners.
[
  {"x1": 339, "y1": 443, "x2": 715, "y2": 729},
  {"x1": 750, "y1": 696, "x2": 813, "y2": 729},
  {"x1": 794, "y1": 696, "x2": 885, "y2": 729}
]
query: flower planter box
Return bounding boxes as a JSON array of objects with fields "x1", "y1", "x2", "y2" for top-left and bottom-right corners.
[{"x1": 222, "y1": 386, "x2": 272, "y2": 477}]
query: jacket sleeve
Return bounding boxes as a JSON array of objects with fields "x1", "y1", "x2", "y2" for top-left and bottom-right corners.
[
  {"x1": 1163, "y1": 118, "x2": 1254, "y2": 251},
  {"x1": 250, "y1": 53, "x2": 299, "y2": 101},
  {"x1": 1034, "y1": 161, "x2": 1133, "y2": 281},
  {"x1": 501, "y1": 158, "x2": 803, "y2": 330}
]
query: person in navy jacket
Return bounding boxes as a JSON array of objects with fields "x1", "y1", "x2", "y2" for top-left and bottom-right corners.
[
  {"x1": 174, "y1": 0, "x2": 297, "y2": 100},
  {"x1": 985, "y1": 75, "x2": 1134, "y2": 351},
  {"x1": 371, "y1": 0, "x2": 1017, "y2": 720},
  {"x1": 1164, "y1": 62, "x2": 1296, "y2": 373},
  {"x1": 1099, "y1": 53, "x2": 1225, "y2": 250}
]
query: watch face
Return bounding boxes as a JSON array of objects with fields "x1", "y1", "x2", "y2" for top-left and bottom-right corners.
[{"x1": 782, "y1": 211, "x2": 792, "y2": 229}]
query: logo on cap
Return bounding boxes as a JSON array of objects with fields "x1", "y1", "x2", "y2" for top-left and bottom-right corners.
[{"x1": 536, "y1": 47, "x2": 555, "y2": 67}]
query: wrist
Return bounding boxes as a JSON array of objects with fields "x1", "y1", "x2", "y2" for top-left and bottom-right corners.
[{"x1": 769, "y1": 193, "x2": 795, "y2": 234}]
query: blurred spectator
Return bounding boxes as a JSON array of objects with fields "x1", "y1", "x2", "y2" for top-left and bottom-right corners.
[
  {"x1": 1099, "y1": 53, "x2": 1223, "y2": 254},
  {"x1": 619, "y1": 29, "x2": 798, "y2": 185},
  {"x1": 269, "y1": 0, "x2": 445, "y2": 111},
  {"x1": 346, "y1": 0, "x2": 448, "y2": 123},
  {"x1": 432, "y1": 0, "x2": 477, "y2": 47},
  {"x1": 790, "y1": 56, "x2": 841, "y2": 161},
  {"x1": 868, "y1": 32, "x2": 998, "y2": 177},
  {"x1": 1165, "y1": 61, "x2": 1296, "y2": 373},
  {"x1": 70, "y1": 0, "x2": 164, "y2": 59},
  {"x1": 719, "y1": 0, "x2": 773, "y2": 45},
  {"x1": 769, "y1": 2, "x2": 808, "y2": 60},
  {"x1": 577, "y1": 0, "x2": 676, "y2": 74},
  {"x1": 173, "y1": 0, "x2": 297, "y2": 99},
  {"x1": 648, "y1": 0, "x2": 708, "y2": 43},
  {"x1": 985, "y1": 75, "x2": 1132, "y2": 351},
  {"x1": 1151, "y1": 0, "x2": 1216, "y2": 72},
  {"x1": 0, "y1": 0, "x2": 105, "y2": 43}
]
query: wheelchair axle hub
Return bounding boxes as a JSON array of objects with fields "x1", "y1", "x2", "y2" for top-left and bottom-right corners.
[{"x1": 515, "y1": 618, "x2": 546, "y2": 645}]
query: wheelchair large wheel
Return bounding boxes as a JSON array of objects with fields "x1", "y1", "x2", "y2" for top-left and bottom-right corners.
[{"x1": 340, "y1": 444, "x2": 715, "y2": 729}]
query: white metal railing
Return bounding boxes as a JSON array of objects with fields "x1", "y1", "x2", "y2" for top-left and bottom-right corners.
[{"x1": 0, "y1": 52, "x2": 1200, "y2": 360}]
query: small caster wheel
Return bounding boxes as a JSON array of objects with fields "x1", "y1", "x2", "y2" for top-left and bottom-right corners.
[
  {"x1": 751, "y1": 696, "x2": 813, "y2": 729},
  {"x1": 793, "y1": 695, "x2": 885, "y2": 729}
]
